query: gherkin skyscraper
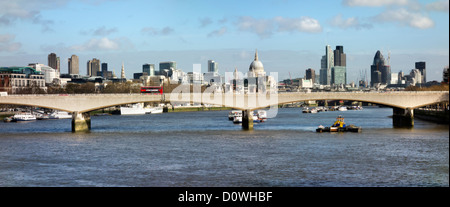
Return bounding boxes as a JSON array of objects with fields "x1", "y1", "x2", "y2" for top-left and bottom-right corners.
[{"x1": 370, "y1": 50, "x2": 391, "y2": 87}]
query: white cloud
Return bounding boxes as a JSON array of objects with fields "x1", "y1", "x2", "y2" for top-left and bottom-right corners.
[
  {"x1": 141, "y1": 27, "x2": 175, "y2": 36},
  {"x1": 207, "y1": 27, "x2": 227, "y2": 37},
  {"x1": 330, "y1": 14, "x2": 373, "y2": 29},
  {"x1": 92, "y1": 26, "x2": 118, "y2": 36},
  {"x1": 199, "y1": 17, "x2": 213, "y2": 28},
  {"x1": 343, "y1": 0, "x2": 410, "y2": 7},
  {"x1": 0, "y1": 34, "x2": 21, "y2": 52},
  {"x1": 70, "y1": 37, "x2": 133, "y2": 52},
  {"x1": 237, "y1": 16, "x2": 275, "y2": 38},
  {"x1": 236, "y1": 16, "x2": 322, "y2": 38},
  {"x1": 0, "y1": 0, "x2": 65, "y2": 31},
  {"x1": 0, "y1": 34, "x2": 15, "y2": 43},
  {"x1": 374, "y1": 8, "x2": 435, "y2": 29},
  {"x1": 426, "y1": 0, "x2": 449, "y2": 12},
  {"x1": 275, "y1": 16, "x2": 323, "y2": 33}
]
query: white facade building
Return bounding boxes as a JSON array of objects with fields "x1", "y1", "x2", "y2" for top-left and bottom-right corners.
[{"x1": 28, "y1": 63, "x2": 60, "y2": 84}]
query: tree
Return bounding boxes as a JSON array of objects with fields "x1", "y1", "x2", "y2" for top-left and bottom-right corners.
[{"x1": 101, "y1": 82, "x2": 140, "y2": 93}]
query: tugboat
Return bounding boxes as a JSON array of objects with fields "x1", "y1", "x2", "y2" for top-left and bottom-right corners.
[{"x1": 316, "y1": 115, "x2": 361, "y2": 133}]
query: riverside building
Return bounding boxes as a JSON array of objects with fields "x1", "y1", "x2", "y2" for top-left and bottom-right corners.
[{"x1": 0, "y1": 67, "x2": 46, "y2": 93}]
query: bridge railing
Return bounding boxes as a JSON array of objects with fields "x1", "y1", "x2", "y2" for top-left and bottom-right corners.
[
  {"x1": 3, "y1": 91, "x2": 448, "y2": 97},
  {"x1": 4, "y1": 93, "x2": 155, "y2": 96}
]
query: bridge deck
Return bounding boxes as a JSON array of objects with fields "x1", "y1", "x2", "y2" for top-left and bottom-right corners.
[{"x1": 0, "y1": 91, "x2": 448, "y2": 113}]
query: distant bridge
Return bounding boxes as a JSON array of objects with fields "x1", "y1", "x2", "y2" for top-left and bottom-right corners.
[{"x1": 1, "y1": 91, "x2": 448, "y2": 131}]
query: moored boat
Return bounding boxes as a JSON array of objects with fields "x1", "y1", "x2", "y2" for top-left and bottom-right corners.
[
  {"x1": 13, "y1": 113, "x2": 36, "y2": 121},
  {"x1": 255, "y1": 110, "x2": 267, "y2": 122},
  {"x1": 230, "y1": 110, "x2": 265, "y2": 123},
  {"x1": 120, "y1": 103, "x2": 152, "y2": 115},
  {"x1": 146, "y1": 107, "x2": 163, "y2": 114},
  {"x1": 3, "y1": 116, "x2": 14, "y2": 122},
  {"x1": 49, "y1": 111, "x2": 72, "y2": 119},
  {"x1": 233, "y1": 115, "x2": 242, "y2": 123},
  {"x1": 36, "y1": 113, "x2": 50, "y2": 120},
  {"x1": 338, "y1": 106, "x2": 347, "y2": 111},
  {"x1": 228, "y1": 110, "x2": 242, "y2": 120},
  {"x1": 302, "y1": 107, "x2": 311, "y2": 113}
]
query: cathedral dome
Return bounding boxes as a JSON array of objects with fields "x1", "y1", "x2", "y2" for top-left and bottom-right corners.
[{"x1": 249, "y1": 50, "x2": 264, "y2": 73}]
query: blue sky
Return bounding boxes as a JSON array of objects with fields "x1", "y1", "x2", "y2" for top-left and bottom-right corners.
[{"x1": 0, "y1": 0, "x2": 448, "y2": 82}]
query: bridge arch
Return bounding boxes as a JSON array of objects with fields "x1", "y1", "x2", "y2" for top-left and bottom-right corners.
[
  {"x1": 0, "y1": 101, "x2": 73, "y2": 113},
  {"x1": 0, "y1": 98, "x2": 163, "y2": 113}
]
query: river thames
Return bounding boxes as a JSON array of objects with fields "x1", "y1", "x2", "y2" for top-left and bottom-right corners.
[{"x1": 0, "y1": 107, "x2": 448, "y2": 187}]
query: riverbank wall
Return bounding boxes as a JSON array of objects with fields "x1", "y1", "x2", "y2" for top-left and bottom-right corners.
[{"x1": 414, "y1": 109, "x2": 449, "y2": 124}]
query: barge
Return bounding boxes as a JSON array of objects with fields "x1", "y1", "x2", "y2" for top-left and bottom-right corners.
[{"x1": 316, "y1": 115, "x2": 361, "y2": 133}]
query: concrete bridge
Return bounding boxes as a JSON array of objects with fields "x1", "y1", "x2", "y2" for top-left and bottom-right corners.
[{"x1": 1, "y1": 91, "x2": 448, "y2": 131}]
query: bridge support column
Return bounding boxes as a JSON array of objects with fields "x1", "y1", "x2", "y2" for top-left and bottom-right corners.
[
  {"x1": 72, "y1": 111, "x2": 91, "y2": 132},
  {"x1": 393, "y1": 108, "x2": 414, "y2": 128},
  {"x1": 163, "y1": 104, "x2": 169, "y2": 113},
  {"x1": 242, "y1": 110, "x2": 253, "y2": 130}
]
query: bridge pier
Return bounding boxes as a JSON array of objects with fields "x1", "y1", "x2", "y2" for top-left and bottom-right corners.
[
  {"x1": 242, "y1": 109, "x2": 253, "y2": 130},
  {"x1": 393, "y1": 108, "x2": 414, "y2": 128},
  {"x1": 72, "y1": 111, "x2": 91, "y2": 132}
]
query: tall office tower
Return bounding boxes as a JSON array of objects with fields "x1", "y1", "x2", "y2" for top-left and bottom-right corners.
[
  {"x1": 100, "y1": 63, "x2": 108, "y2": 76},
  {"x1": 208, "y1": 60, "x2": 219, "y2": 73},
  {"x1": 333, "y1": 46, "x2": 346, "y2": 67},
  {"x1": 370, "y1": 50, "x2": 391, "y2": 87},
  {"x1": 87, "y1": 58, "x2": 100, "y2": 77},
  {"x1": 415, "y1": 61, "x2": 426, "y2": 83},
  {"x1": 320, "y1": 57, "x2": 327, "y2": 85},
  {"x1": 331, "y1": 45, "x2": 347, "y2": 85},
  {"x1": 87, "y1": 61, "x2": 91, "y2": 76},
  {"x1": 143, "y1": 64, "x2": 155, "y2": 76},
  {"x1": 320, "y1": 45, "x2": 334, "y2": 85},
  {"x1": 410, "y1": 69, "x2": 422, "y2": 85},
  {"x1": 68, "y1": 55, "x2": 79, "y2": 75},
  {"x1": 305, "y1": 68, "x2": 315, "y2": 84},
  {"x1": 56, "y1": 57, "x2": 60, "y2": 73},
  {"x1": 48, "y1": 53, "x2": 58, "y2": 71},
  {"x1": 101, "y1": 63, "x2": 108, "y2": 72},
  {"x1": 159, "y1": 61, "x2": 176, "y2": 77},
  {"x1": 332, "y1": 66, "x2": 346, "y2": 85}
]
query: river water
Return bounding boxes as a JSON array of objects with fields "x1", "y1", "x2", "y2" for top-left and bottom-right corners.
[{"x1": 0, "y1": 107, "x2": 448, "y2": 187}]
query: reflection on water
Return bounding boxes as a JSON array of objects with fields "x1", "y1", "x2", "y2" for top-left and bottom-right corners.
[{"x1": 0, "y1": 107, "x2": 448, "y2": 186}]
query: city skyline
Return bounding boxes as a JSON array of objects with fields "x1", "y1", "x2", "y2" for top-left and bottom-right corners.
[{"x1": 0, "y1": 0, "x2": 448, "y2": 82}]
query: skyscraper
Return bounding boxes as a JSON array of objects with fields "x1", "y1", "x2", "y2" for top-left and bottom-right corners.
[
  {"x1": 100, "y1": 63, "x2": 108, "y2": 76},
  {"x1": 68, "y1": 54, "x2": 79, "y2": 75},
  {"x1": 331, "y1": 46, "x2": 347, "y2": 85},
  {"x1": 333, "y1": 46, "x2": 346, "y2": 67},
  {"x1": 87, "y1": 58, "x2": 100, "y2": 77},
  {"x1": 143, "y1": 64, "x2": 155, "y2": 76},
  {"x1": 415, "y1": 61, "x2": 426, "y2": 83},
  {"x1": 332, "y1": 66, "x2": 346, "y2": 85},
  {"x1": 305, "y1": 68, "x2": 315, "y2": 84},
  {"x1": 159, "y1": 61, "x2": 176, "y2": 77},
  {"x1": 370, "y1": 50, "x2": 391, "y2": 87},
  {"x1": 320, "y1": 45, "x2": 334, "y2": 85},
  {"x1": 208, "y1": 60, "x2": 218, "y2": 73},
  {"x1": 57, "y1": 57, "x2": 60, "y2": 73},
  {"x1": 48, "y1": 53, "x2": 58, "y2": 71}
]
